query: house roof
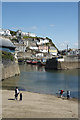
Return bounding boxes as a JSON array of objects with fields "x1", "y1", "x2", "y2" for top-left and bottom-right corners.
[
  {"x1": 0, "y1": 37, "x2": 16, "y2": 48},
  {"x1": 50, "y1": 46, "x2": 57, "y2": 50}
]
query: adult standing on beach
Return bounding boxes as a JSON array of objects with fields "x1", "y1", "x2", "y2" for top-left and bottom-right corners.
[
  {"x1": 15, "y1": 87, "x2": 19, "y2": 100},
  {"x1": 67, "y1": 90, "x2": 70, "y2": 99}
]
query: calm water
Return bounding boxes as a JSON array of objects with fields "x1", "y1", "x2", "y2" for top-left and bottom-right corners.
[{"x1": 2, "y1": 63, "x2": 79, "y2": 98}]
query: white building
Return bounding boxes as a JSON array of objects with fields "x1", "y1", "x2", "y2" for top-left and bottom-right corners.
[
  {"x1": 37, "y1": 38, "x2": 49, "y2": 45},
  {"x1": 22, "y1": 32, "x2": 28, "y2": 36},
  {"x1": 49, "y1": 46, "x2": 58, "y2": 56},
  {"x1": 29, "y1": 46, "x2": 38, "y2": 50},
  {"x1": 36, "y1": 53, "x2": 44, "y2": 57},
  {"x1": 0, "y1": 28, "x2": 11, "y2": 36},
  {"x1": 16, "y1": 30, "x2": 22, "y2": 37},
  {"x1": 0, "y1": 28, "x2": 4, "y2": 35},
  {"x1": 4, "y1": 29, "x2": 11, "y2": 36},
  {"x1": 68, "y1": 49, "x2": 80, "y2": 55},
  {"x1": 16, "y1": 30, "x2": 36, "y2": 37},
  {"x1": 28, "y1": 32, "x2": 36, "y2": 37},
  {"x1": 14, "y1": 43, "x2": 26, "y2": 53},
  {"x1": 38, "y1": 45, "x2": 48, "y2": 53}
]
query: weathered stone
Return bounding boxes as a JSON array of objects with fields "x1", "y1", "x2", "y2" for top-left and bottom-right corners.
[{"x1": 1, "y1": 63, "x2": 20, "y2": 80}]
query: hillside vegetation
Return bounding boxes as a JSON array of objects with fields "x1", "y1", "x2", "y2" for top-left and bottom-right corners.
[{"x1": 2, "y1": 51, "x2": 14, "y2": 61}]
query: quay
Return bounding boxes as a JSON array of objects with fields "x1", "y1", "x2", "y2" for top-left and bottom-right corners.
[{"x1": 45, "y1": 55, "x2": 80, "y2": 70}]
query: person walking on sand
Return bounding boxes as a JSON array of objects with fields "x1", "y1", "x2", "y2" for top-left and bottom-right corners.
[{"x1": 15, "y1": 87, "x2": 19, "y2": 100}]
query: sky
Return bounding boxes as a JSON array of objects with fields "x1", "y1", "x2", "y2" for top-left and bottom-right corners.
[{"x1": 2, "y1": 2, "x2": 78, "y2": 50}]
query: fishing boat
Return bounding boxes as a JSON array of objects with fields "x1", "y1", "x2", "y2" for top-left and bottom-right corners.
[
  {"x1": 41, "y1": 58, "x2": 46, "y2": 66},
  {"x1": 31, "y1": 60, "x2": 38, "y2": 65},
  {"x1": 26, "y1": 60, "x2": 32, "y2": 64},
  {"x1": 18, "y1": 59, "x2": 23, "y2": 62},
  {"x1": 37, "y1": 59, "x2": 41, "y2": 65}
]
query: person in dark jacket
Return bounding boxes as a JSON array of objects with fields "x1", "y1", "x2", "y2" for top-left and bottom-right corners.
[
  {"x1": 67, "y1": 90, "x2": 70, "y2": 99},
  {"x1": 15, "y1": 87, "x2": 19, "y2": 100}
]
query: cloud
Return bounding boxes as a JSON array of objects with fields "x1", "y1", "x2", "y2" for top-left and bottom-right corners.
[
  {"x1": 29, "y1": 26, "x2": 38, "y2": 30},
  {"x1": 49, "y1": 24, "x2": 55, "y2": 27},
  {"x1": 73, "y1": 42, "x2": 78, "y2": 48},
  {"x1": 11, "y1": 27, "x2": 26, "y2": 31},
  {"x1": 74, "y1": 42, "x2": 78, "y2": 46}
]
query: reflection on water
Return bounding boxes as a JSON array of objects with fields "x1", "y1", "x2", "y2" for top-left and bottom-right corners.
[{"x1": 2, "y1": 63, "x2": 79, "y2": 98}]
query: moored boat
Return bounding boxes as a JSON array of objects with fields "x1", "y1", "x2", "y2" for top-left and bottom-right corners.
[
  {"x1": 26, "y1": 60, "x2": 32, "y2": 64},
  {"x1": 31, "y1": 60, "x2": 38, "y2": 65},
  {"x1": 41, "y1": 58, "x2": 46, "y2": 66}
]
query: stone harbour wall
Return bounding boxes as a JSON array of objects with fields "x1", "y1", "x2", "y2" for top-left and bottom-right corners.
[
  {"x1": 1, "y1": 63, "x2": 20, "y2": 80},
  {"x1": 45, "y1": 58, "x2": 80, "y2": 70},
  {"x1": 58, "y1": 61, "x2": 79, "y2": 70}
]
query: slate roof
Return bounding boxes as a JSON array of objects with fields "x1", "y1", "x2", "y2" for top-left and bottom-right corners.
[{"x1": 0, "y1": 37, "x2": 16, "y2": 48}]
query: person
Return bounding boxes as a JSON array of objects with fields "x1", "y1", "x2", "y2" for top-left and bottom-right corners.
[
  {"x1": 67, "y1": 90, "x2": 70, "y2": 99},
  {"x1": 15, "y1": 87, "x2": 19, "y2": 100},
  {"x1": 59, "y1": 90, "x2": 64, "y2": 98}
]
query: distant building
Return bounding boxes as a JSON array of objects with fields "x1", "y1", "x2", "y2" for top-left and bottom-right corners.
[
  {"x1": 22, "y1": 32, "x2": 28, "y2": 36},
  {"x1": 36, "y1": 53, "x2": 44, "y2": 57},
  {"x1": 38, "y1": 45, "x2": 48, "y2": 53},
  {"x1": 29, "y1": 46, "x2": 38, "y2": 51},
  {"x1": 14, "y1": 43, "x2": 26, "y2": 53},
  {"x1": 68, "y1": 49, "x2": 80, "y2": 55},
  {"x1": 27, "y1": 32, "x2": 36, "y2": 37},
  {"x1": 0, "y1": 37, "x2": 15, "y2": 52},
  {"x1": 0, "y1": 28, "x2": 11, "y2": 36},
  {"x1": 4, "y1": 29, "x2": 11, "y2": 36},
  {"x1": 0, "y1": 29, "x2": 4, "y2": 36},
  {"x1": 37, "y1": 38, "x2": 49, "y2": 45},
  {"x1": 49, "y1": 46, "x2": 58, "y2": 56},
  {"x1": 17, "y1": 30, "x2": 36, "y2": 37},
  {"x1": 16, "y1": 30, "x2": 22, "y2": 37}
]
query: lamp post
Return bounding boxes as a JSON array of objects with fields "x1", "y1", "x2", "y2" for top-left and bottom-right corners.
[{"x1": 67, "y1": 44, "x2": 68, "y2": 55}]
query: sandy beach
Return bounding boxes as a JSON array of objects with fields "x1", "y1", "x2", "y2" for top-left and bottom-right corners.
[{"x1": 2, "y1": 90, "x2": 78, "y2": 118}]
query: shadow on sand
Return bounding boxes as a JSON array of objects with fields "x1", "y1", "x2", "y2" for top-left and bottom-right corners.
[{"x1": 8, "y1": 98, "x2": 15, "y2": 100}]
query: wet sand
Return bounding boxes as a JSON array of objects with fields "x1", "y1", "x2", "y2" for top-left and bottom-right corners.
[{"x1": 2, "y1": 90, "x2": 78, "y2": 118}]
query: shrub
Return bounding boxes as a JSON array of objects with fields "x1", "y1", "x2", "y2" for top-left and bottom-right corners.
[{"x1": 2, "y1": 51, "x2": 14, "y2": 61}]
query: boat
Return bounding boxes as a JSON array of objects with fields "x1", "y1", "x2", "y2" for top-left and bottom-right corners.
[
  {"x1": 41, "y1": 58, "x2": 46, "y2": 66},
  {"x1": 18, "y1": 59, "x2": 23, "y2": 62},
  {"x1": 26, "y1": 60, "x2": 32, "y2": 64},
  {"x1": 31, "y1": 60, "x2": 38, "y2": 65},
  {"x1": 37, "y1": 60, "x2": 41, "y2": 65}
]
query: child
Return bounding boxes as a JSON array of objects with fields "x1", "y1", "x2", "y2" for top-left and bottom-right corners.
[
  {"x1": 67, "y1": 90, "x2": 70, "y2": 99},
  {"x1": 59, "y1": 90, "x2": 64, "y2": 98}
]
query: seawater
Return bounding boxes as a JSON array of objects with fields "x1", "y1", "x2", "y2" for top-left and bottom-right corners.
[{"x1": 2, "y1": 63, "x2": 79, "y2": 98}]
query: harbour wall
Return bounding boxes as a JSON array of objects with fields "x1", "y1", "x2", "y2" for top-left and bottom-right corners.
[
  {"x1": 1, "y1": 62, "x2": 20, "y2": 80},
  {"x1": 45, "y1": 58, "x2": 80, "y2": 70}
]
